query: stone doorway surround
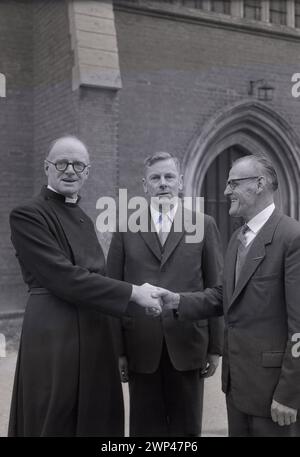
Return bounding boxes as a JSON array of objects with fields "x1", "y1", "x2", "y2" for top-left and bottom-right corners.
[{"x1": 183, "y1": 100, "x2": 300, "y2": 220}]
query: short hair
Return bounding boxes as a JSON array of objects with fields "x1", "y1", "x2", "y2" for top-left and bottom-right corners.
[
  {"x1": 144, "y1": 151, "x2": 181, "y2": 173},
  {"x1": 46, "y1": 135, "x2": 89, "y2": 160},
  {"x1": 233, "y1": 155, "x2": 278, "y2": 191}
]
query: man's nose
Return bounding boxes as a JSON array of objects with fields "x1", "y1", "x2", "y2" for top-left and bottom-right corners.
[
  {"x1": 65, "y1": 163, "x2": 76, "y2": 174},
  {"x1": 159, "y1": 176, "x2": 167, "y2": 186},
  {"x1": 224, "y1": 184, "x2": 231, "y2": 196}
]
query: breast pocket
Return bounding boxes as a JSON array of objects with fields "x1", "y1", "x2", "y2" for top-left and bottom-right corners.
[
  {"x1": 253, "y1": 274, "x2": 280, "y2": 282},
  {"x1": 262, "y1": 351, "x2": 284, "y2": 367}
]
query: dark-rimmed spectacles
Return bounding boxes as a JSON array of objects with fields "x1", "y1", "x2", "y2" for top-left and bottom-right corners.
[
  {"x1": 226, "y1": 176, "x2": 260, "y2": 190},
  {"x1": 46, "y1": 159, "x2": 90, "y2": 174}
]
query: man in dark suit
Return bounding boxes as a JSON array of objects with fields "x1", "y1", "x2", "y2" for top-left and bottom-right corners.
[
  {"x1": 160, "y1": 155, "x2": 300, "y2": 437},
  {"x1": 8, "y1": 135, "x2": 162, "y2": 437},
  {"x1": 107, "y1": 152, "x2": 223, "y2": 436}
]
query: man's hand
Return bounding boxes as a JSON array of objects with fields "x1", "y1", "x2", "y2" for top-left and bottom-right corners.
[
  {"x1": 271, "y1": 399, "x2": 297, "y2": 426},
  {"x1": 153, "y1": 287, "x2": 180, "y2": 311},
  {"x1": 130, "y1": 283, "x2": 162, "y2": 316},
  {"x1": 118, "y1": 355, "x2": 129, "y2": 383},
  {"x1": 200, "y1": 353, "x2": 220, "y2": 378}
]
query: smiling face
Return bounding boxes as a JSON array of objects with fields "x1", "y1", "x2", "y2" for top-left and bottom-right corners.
[
  {"x1": 44, "y1": 138, "x2": 90, "y2": 198},
  {"x1": 143, "y1": 158, "x2": 183, "y2": 210},
  {"x1": 224, "y1": 158, "x2": 261, "y2": 221}
]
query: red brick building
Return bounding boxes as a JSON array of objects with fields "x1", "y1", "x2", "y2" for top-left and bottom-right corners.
[{"x1": 1, "y1": 0, "x2": 300, "y2": 314}]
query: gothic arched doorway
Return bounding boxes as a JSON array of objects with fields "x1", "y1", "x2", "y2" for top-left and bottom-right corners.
[{"x1": 183, "y1": 101, "x2": 300, "y2": 250}]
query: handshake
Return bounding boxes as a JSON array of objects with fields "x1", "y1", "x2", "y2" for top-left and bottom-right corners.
[{"x1": 130, "y1": 283, "x2": 179, "y2": 317}]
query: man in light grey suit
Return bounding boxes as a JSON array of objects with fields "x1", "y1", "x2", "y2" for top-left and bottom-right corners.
[{"x1": 161, "y1": 155, "x2": 300, "y2": 437}]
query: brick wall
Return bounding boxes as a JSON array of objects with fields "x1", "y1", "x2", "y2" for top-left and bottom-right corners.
[
  {"x1": 32, "y1": 0, "x2": 78, "y2": 193},
  {"x1": 114, "y1": 5, "x2": 300, "y2": 198},
  {"x1": 32, "y1": 0, "x2": 119, "y2": 254},
  {"x1": 2, "y1": 0, "x2": 300, "y2": 312},
  {"x1": 0, "y1": 0, "x2": 120, "y2": 311},
  {"x1": 0, "y1": 0, "x2": 34, "y2": 311}
]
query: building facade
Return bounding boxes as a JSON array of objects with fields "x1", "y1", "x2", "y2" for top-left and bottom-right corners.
[{"x1": 1, "y1": 0, "x2": 300, "y2": 313}]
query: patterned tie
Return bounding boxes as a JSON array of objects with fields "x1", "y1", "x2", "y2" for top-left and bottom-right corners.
[
  {"x1": 235, "y1": 224, "x2": 250, "y2": 286},
  {"x1": 237, "y1": 223, "x2": 250, "y2": 247},
  {"x1": 158, "y1": 212, "x2": 168, "y2": 246}
]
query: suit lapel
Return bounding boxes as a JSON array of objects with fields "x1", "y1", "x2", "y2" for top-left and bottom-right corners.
[
  {"x1": 225, "y1": 234, "x2": 239, "y2": 304},
  {"x1": 161, "y1": 206, "x2": 185, "y2": 267},
  {"x1": 139, "y1": 230, "x2": 162, "y2": 262},
  {"x1": 138, "y1": 209, "x2": 162, "y2": 262},
  {"x1": 161, "y1": 229, "x2": 185, "y2": 267},
  {"x1": 228, "y1": 209, "x2": 283, "y2": 309},
  {"x1": 229, "y1": 238, "x2": 265, "y2": 307}
]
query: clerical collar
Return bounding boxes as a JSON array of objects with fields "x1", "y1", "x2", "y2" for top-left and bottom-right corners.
[{"x1": 47, "y1": 185, "x2": 78, "y2": 204}]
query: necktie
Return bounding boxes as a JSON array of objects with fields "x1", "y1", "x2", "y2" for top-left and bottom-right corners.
[
  {"x1": 235, "y1": 224, "x2": 250, "y2": 285},
  {"x1": 237, "y1": 223, "x2": 250, "y2": 247},
  {"x1": 158, "y1": 213, "x2": 169, "y2": 246}
]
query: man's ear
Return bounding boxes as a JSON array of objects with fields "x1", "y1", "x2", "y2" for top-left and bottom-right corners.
[
  {"x1": 179, "y1": 174, "x2": 184, "y2": 191},
  {"x1": 44, "y1": 160, "x2": 49, "y2": 176},
  {"x1": 257, "y1": 176, "x2": 266, "y2": 193},
  {"x1": 142, "y1": 177, "x2": 148, "y2": 194}
]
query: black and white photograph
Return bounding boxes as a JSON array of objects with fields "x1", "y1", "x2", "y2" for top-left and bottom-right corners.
[{"x1": 0, "y1": 0, "x2": 300, "y2": 442}]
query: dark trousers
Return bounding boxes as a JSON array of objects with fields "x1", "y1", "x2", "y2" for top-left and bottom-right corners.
[
  {"x1": 226, "y1": 391, "x2": 300, "y2": 437},
  {"x1": 129, "y1": 341, "x2": 204, "y2": 437}
]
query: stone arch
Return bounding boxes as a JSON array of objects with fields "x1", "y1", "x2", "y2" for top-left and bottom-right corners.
[{"x1": 183, "y1": 101, "x2": 300, "y2": 219}]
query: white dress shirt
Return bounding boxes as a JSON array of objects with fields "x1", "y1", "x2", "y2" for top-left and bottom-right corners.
[
  {"x1": 150, "y1": 201, "x2": 178, "y2": 234},
  {"x1": 243, "y1": 203, "x2": 275, "y2": 247}
]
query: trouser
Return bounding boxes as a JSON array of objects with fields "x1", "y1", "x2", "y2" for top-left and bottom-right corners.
[
  {"x1": 129, "y1": 341, "x2": 204, "y2": 437},
  {"x1": 226, "y1": 390, "x2": 300, "y2": 437}
]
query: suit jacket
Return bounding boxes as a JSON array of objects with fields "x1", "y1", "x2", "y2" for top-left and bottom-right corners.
[
  {"x1": 179, "y1": 209, "x2": 300, "y2": 417},
  {"x1": 107, "y1": 208, "x2": 223, "y2": 373},
  {"x1": 9, "y1": 187, "x2": 132, "y2": 436}
]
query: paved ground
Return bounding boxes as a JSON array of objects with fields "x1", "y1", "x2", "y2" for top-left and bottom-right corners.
[
  {"x1": 0, "y1": 352, "x2": 228, "y2": 437},
  {"x1": 0, "y1": 353, "x2": 16, "y2": 437}
]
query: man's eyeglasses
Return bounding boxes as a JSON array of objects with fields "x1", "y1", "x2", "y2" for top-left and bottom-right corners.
[
  {"x1": 46, "y1": 159, "x2": 90, "y2": 174},
  {"x1": 226, "y1": 176, "x2": 260, "y2": 190}
]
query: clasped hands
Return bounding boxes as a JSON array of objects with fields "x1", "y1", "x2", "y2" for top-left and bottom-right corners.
[{"x1": 131, "y1": 283, "x2": 179, "y2": 317}]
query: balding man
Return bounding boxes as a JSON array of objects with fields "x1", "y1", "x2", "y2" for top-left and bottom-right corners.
[
  {"x1": 161, "y1": 155, "x2": 300, "y2": 437},
  {"x1": 8, "y1": 136, "x2": 161, "y2": 437}
]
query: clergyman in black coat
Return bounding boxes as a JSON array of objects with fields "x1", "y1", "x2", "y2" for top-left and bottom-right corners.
[{"x1": 8, "y1": 136, "x2": 161, "y2": 437}]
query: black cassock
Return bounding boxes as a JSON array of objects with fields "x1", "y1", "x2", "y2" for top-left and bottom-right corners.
[{"x1": 8, "y1": 186, "x2": 132, "y2": 436}]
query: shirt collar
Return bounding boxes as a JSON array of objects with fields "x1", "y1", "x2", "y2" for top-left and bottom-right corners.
[
  {"x1": 247, "y1": 203, "x2": 275, "y2": 234},
  {"x1": 150, "y1": 200, "x2": 178, "y2": 224}
]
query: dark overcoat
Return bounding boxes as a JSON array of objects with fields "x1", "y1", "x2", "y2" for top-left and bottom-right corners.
[{"x1": 8, "y1": 187, "x2": 132, "y2": 436}]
